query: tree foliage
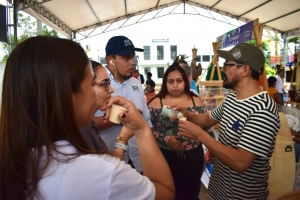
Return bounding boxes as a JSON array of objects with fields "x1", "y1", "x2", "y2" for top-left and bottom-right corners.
[
  {"x1": 42, "y1": 25, "x2": 59, "y2": 37},
  {"x1": 1, "y1": 12, "x2": 59, "y2": 61},
  {"x1": 288, "y1": 37, "x2": 299, "y2": 44}
]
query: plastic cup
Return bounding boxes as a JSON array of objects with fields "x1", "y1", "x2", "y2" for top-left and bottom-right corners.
[
  {"x1": 109, "y1": 104, "x2": 128, "y2": 124},
  {"x1": 177, "y1": 112, "x2": 186, "y2": 121},
  {"x1": 177, "y1": 112, "x2": 187, "y2": 122},
  {"x1": 178, "y1": 112, "x2": 187, "y2": 139},
  {"x1": 179, "y1": 117, "x2": 187, "y2": 121},
  {"x1": 162, "y1": 105, "x2": 179, "y2": 118}
]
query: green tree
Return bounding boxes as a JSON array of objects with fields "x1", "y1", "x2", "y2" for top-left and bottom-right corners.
[
  {"x1": 17, "y1": 12, "x2": 37, "y2": 37},
  {"x1": 42, "y1": 25, "x2": 59, "y2": 37},
  {"x1": 288, "y1": 37, "x2": 299, "y2": 44},
  {"x1": 1, "y1": 12, "x2": 59, "y2": 61}
]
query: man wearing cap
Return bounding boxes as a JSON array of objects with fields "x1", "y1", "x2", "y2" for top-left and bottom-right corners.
[
  {"x1": 176, "y1": 43, "x2": 280, "y2": 199},
  {"x1": 93, "y1": 36, "x2": 152, "y2": 173}
]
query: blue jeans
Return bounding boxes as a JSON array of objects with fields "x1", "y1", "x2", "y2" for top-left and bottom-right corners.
[{"x1": 295, "y1": 143, "x2": 300, "y2": 163}]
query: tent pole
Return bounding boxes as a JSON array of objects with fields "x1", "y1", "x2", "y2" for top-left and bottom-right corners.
[
  {"x1": 253, "y1": 19, "x2": 268, "y2": 91},
  {"x1": 13, "y1": 0, "x2": 18, "y2": 48}
]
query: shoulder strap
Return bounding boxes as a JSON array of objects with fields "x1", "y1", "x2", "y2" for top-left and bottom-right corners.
[{"x1": 191, "y1": 94, "x2": 196, "y2": 107}]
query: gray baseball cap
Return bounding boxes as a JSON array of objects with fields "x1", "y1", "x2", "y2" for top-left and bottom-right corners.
[{"x1": 217, "y1": 43, "x2": 265, "y2": 74}]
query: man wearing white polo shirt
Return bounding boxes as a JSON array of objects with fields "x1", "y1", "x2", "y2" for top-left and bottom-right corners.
[
  {"x1": 93, "y1": 36, "x2": 152, "y2": 173},
  {"x1": 275, "y1": 68, "x2": 285, "y2": 103}
]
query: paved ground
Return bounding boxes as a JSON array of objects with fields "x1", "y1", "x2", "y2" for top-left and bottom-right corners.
[{"x1": 199, "y1": 182, "x2": 211, "y2": 200}]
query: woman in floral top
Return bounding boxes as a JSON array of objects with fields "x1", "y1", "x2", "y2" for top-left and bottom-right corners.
[{"x1": 148, "y1": 62, "x2": 206, "y2": 200}]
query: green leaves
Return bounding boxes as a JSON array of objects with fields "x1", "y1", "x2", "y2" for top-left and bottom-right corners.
[{"x1": 1, "y1": 12, "x2": 59, "y2": 61}]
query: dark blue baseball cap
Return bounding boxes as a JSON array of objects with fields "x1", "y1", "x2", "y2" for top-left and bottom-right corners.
[{"x1": 105, "y1": 36, "x2": 144, "y2": 56}]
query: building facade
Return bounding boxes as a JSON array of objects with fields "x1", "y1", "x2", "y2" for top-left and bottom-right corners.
[{"x1": 84, "y1": 36, "x2": 216, "y2": 83}]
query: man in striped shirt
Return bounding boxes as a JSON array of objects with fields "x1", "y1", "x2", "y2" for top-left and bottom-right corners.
[{"x1": 177, "y1": 43, "x2": 280, "y2": 199}]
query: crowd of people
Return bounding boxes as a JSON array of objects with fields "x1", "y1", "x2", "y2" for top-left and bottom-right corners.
[
  {"x1": 1, "y1": 35, "x2": 297, "y2": 200},
  {"x1": 0, "y1": 36, "x2": 174, "y2": 200}
]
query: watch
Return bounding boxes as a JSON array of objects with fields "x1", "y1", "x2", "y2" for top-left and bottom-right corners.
[{"x1": 114, "y1": 142, "x2": 128, "y2": 151}]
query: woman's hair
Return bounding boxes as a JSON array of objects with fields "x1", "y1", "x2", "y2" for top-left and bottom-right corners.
[
  {"x1": 268, "y1": 76, "x2": 277, "y2": 87},
  {"x1": 90, "y1": 60, "x2": 103, "y2": 71},
  {"x1": 148, "y1": 62, "x2": 196, "y2": 104},
  {"x1": 0, "y1": 36, "x2": 93, "y2": 199}
]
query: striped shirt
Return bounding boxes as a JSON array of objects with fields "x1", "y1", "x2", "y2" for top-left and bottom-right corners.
[{"x1": 208, "y1": 91, "x2": 280, "y2": 200}]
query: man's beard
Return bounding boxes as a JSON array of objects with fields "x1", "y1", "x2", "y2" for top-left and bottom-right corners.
[
  {"x1": 222, "y1": 72, "x2": 240, "y2": 89},
  {"x1": 118, "y1": 71, "x2": 134, "y2": 80}
]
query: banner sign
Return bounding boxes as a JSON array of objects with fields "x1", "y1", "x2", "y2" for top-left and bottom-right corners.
[
  {"x1": 152, "y1": 38, "x2": 169, "y2": 43},
  {"x1": 216, "y1": 21, "x2": 253, "y2": 49}
]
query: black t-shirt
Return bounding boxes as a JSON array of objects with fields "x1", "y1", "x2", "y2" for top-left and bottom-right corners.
[{"x1": 145, "y1": 80, "x2": 155, "y2": 91}]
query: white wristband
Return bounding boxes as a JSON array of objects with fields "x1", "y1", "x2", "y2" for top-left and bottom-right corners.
[{"x1": 114, "y1": 142, "x2": 128, "y2": 151}]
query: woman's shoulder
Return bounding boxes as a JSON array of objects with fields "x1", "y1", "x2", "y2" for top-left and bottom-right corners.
[
  {"x1": 46, "y1": 141, "x2": 123, "y2": 177},
  {"x1": 53, "y1": 141, "x2": 113, "y2": 162},
  {"x1": 191, "y1": 95, "x2": 203, "y2": 106},
  {"x1": 59, "y1": 151, "x2": 127, "y2": 176},
  {"x1": 41, "y1": 150, "x2": 154, "y2": 199},
  {"x1": 148, "y1": 96, "x2": 161, "y2": 108},
  {"x1": 181, "y1": 93, "x2": 203, "y2": 107}
]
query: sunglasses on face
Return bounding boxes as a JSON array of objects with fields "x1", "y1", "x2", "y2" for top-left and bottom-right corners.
[{"x1": 223, "y1": 62, "x2": 244, "y2": 70}]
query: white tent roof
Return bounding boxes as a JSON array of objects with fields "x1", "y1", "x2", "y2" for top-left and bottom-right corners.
[{"x1": 17, "y1": 0, "x2": 300, "y2": 40}]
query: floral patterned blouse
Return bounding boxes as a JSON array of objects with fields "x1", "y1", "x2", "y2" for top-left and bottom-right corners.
[{"x1": 148, "y1": 105, "x2": 208, "y2": 152}]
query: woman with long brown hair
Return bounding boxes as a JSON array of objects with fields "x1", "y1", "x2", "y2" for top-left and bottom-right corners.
[
  {"x1": 147, "y1": 62, "x2": 208, "y2": 200},
  {"x1": 0, "y1": 36, "x2": 174, "y2": 200}
]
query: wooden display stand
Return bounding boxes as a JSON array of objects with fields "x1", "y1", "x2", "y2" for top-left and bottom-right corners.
[
  {"x1": 268, "y1": 113, "x2": 295, "y2": 200},
  {"x1": 197, "y1": 42, "x2": 224, "y2": 130},
  {"x1": 251, "y1": 19, "x2": 269, "y2": 92},
  {"x1": 198, "y1": 42, "x2": 224, "y2": 100}
]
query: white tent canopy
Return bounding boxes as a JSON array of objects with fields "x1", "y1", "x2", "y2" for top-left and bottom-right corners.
[{"x1": 14, "y1": 0, "x2": 300, "y2": 40}]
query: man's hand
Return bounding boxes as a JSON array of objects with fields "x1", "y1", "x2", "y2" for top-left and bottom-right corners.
[
  {"x1": 165, "y1": 104, "x2": 190, "y2": 119},
  {"x1": 178, "y1": 120, "x2": 204, "y2": 140}
]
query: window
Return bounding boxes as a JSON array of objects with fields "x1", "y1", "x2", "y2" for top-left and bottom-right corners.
[
  {"x1": 170, "y1": 45, "x2": 177, "y2": 60},
  {"x1": 99, "y1": 57, "x2": 106, "y2": 64},
  {"x1": 157, "y1": 67, "x2": 165, "y2": 78},
  {"x1": 144, "y1": 46, "x2": 150, "y2": 60},
  {"x1": 86, "y1": 45, "x2": 90, "y2": 52},
  {"x1": 157, "y1": 46, "x2": 164, "y2": 60},
  {"x1": 202, "y1": 55, "x2": 210, "y2": 62},
  {"x1": 196, "y1": 55, "x2": 201, "y2": 62},
  {"x1": 144, "y1": 67, "x2": 151, "y2": 76}
]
